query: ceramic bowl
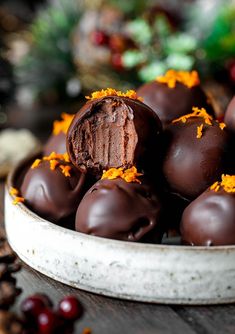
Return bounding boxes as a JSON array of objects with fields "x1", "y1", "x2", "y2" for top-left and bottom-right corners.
[{"x1": 4, "y1": 157, "x2": 235, "y2": 305}]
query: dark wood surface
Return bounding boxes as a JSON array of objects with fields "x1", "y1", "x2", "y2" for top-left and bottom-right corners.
[{"x1": 1, "y1": 182, "x2": 235, "y2": 334}]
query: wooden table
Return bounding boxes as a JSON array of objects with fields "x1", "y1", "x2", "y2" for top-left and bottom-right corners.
[{"x1": 1, "y1": 181, "x2": 235, "y2": 334}]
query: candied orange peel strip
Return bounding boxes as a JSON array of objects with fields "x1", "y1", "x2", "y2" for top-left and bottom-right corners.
[
  {"x1": 52, "y1": 113, "x2": 74, "y2": 135},
  {"x1": 85, "y1": 88, "x2": 143, "y2": 101},
  {"x1": 210, "y1": 175, "x2": 235, "y2": 193},
  {"x1": 156, "y1": 69, "x2": 200, "y2": 88},
  {"x1": 102, "y1": 166, "x2": 143, "y2": 184}
]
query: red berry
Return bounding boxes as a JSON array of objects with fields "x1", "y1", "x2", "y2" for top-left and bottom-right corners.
[
  {"x1": 38, "y1": 309, "x2": 58, "y2": 334},
  {"x1": 111, "y1": 53, "x2": 124, "y2": 71},
  {"x1": 58, "y1": 296, "x2": 83, "y2": 321},
  {"x1": 21, "y1": 296, "x2": 46, "y2": 319},
  {"x1": 91, "y1": 30, "x2": 109, "y2": 46}
]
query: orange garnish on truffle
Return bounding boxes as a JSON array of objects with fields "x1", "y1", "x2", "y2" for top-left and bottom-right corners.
[
  {"x1": 9, "y1": 187, "x2": 19, "y2": 196},
  {"x1": 9, "y1": 187, "x2": 25, "y2": 205},
  {"x1": 31, "y1": 159, "x2": 41, "y2": 169},
  {"x1": 59, "y1": 165, "x2": 71, "y2": 177},
  {"x1": 102, "y1": 166, "x2": 142, "y2": 184},
  {"x1": 156, "y1": 70, "x2": 200, "y2": 88},
  {"x1": 50, "y1": 159, "x2": 59, "y2": 171},
  {"x1": 172, "y1": 107, "x2": 225, "y2": 139},
  {"x1": 85, "y1": 88, "x2": 143, "y2": 101},
  {"x1": 12, "y1": 197, "x2": 25, "y2": 205},
  {"x1": 52, "y1": 113, "x2": 74, "y2": 136},
  {"x1": 30, "y1": 152, "x2": 71, "y2": 176},
  {"x1": 196, "y1": 124, "x2": 203, "y2": 139},
  {"x1": 172, "y1": 107, "x2": 213, "y2": 125},
  {"x1": 101, "y1": 167, "x2": 124, "y2": 180},
  {"x1": 210, "y1": 175, "x2": 235, "y2": 193}
]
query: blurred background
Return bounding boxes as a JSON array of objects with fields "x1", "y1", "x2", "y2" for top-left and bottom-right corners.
[{"x1": 0, "y1": 0, "x2": 235, "y2": 175}]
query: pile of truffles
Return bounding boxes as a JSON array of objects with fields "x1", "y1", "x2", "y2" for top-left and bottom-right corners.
[{"x1": 13, "y1": 70, "x2": 235, "y2": 246}]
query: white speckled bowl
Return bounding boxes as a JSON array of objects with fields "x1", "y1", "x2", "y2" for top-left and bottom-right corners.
[{"x1": 4, "y1": 157, "x2": 235, "y2": 305}]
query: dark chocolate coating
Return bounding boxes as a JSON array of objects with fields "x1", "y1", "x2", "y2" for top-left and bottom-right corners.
[
  {"x1": 43, "y1": 132, "x2": 67, "y2": 156},
  {"x1": 137, "y1": 81, "x2": 214, "y2": 128},
  {"x1": 224, "y1": 96, "x2": 235, "y2": 134},
  {"x1": 67, "y1": 96, "x2": 162, "y2": 177},
  {"x1": 162, "y1": 118, "x2": 230, "y2": 200},
  {"x1": 181, "y1": 188, "x2": 235, "y2": 246},
  {"x1": 161, "y1": 192, "x2": 190, "y2": 235},
  {"x1": 21, "y1": 160, "x2": 87, "y2": 223},
  {"x1": 75, "y1": 178, "x2": 163, "y2": 242}
]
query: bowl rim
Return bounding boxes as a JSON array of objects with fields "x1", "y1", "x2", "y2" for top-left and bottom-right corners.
[{"x1": 6, "y1": 153, "x2": 235, "y2": 252}]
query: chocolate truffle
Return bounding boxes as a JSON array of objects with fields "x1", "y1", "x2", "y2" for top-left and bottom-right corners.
[
  {"x1": 181, "y1": 175, "x2": 235, "y2": 246},
  {"x1": 162, "y1": 107, "x2": 229, "y2": 200},
  {"x1": 137, "y1": 70, "x2": 214, "y2": 128},
  {"x1": 21, "y1": 153, "x2": 87, "y2": 223},
  {"x1": 67, "y1": 89, "x2": 162, "y2": 177},
  {"x1": 75, "y1": 168, "x2": 162, "y2": 242},
  {"x1": 224, "y1": 96, "x2": 235, "y2": 134},
  {"x1": 44, "y1": 113, "x2": 74, "y2": 155}
]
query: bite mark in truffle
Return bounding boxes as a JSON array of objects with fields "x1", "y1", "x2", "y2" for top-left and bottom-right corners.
[{"x1": 67, "y1": 93, "x2": 162, "y2": 177}]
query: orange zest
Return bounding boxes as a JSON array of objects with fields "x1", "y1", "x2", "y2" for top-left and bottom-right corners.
[
  {"x1": 196, "y1": 124, "x2": 203, "y2": 139},
  {"x1": 101, "y1": 167, "x2": 124, "y2": 180},
  {"x1": 156, "y1": 70, "x2": 200, "y2": 88},
  {"x1": 172, "y1": 107, "x2": 225, "y2": 140},
  {"x1": 219, "y1": 122, "x2": 226, "y2": 130},
  {"x1": 9, "y1": 187, "x2": 25, "y2": 205},
  {"x1": 85, "y1": 88, "x2": 143, "y2": 101},
  {"x1": 172, "y1": 107, "x2": 213, "y2": 125},
  {"x1": 30, "y1": 152, "x2": 72, "y2": 177},
  {"x1": 50, "y1": 159, "x2": 59, "y2": 171},
  {"x1": 101, "y1": 166, "x2": 143, "y2": 184},
  {"x1": 210, "y1": 175, "x2": 235, "y2": 193},
  {"x1": 13, "y1": 197, "x2": 25, "y2": 205},
  {"x1": 9, "y1": 187, "x2": 19, "y2": 196},
  {"x1": 59, "y1": 165, "x2": 72, "y2": 177},
  {"x1": 31, "y1": 159, "x2": 41, "y2": 169},
  {"x1": 52, "y1": 113, "x2": 74, "y2": 135}
]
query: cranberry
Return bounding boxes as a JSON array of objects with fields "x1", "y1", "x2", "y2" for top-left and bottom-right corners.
[
  {"x1": 91, "y1": 30, "x2": 109, "y2": 46},
  {"x1": 58, "y1": 296, "x2": 83, "y2": 321},
  {"x1": 37, "y1": 309, "x2": 59, "y2": 334},
  {"x1": 21, "y1": 295, "x2": 46, "y2": 319}
]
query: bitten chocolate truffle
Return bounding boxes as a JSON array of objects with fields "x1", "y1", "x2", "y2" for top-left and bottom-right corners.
[
  {"x1": 75, "y1": 167, "x2": 162, "y2": 242},
  {"x1": 21, "y1": 153, "x2": 87, "y2": 223},
  {"x1": 162, "y1": 107, "x2": 229, "y2": 200},
  {"x1": 224, "y1": 96, "x2": 235, "y2": 134},
  {"x1": 67, "y1": 89, "x2": 162, "y2": 177},
  {"x1": 44, "y1": 113, "x2": 74, "y2": 155},
  {"x1": 181, "y1": 175, "x2": 235, "y2": 246},
  {"x1": 137, "y1": 70, "x2": 214, "y2": 128}
]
